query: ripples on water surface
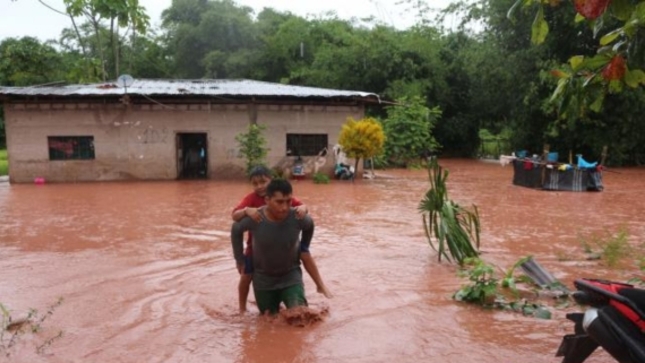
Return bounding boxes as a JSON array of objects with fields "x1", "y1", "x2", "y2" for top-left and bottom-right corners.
[{"x1": 1, "y1": 159, "x2": 642, "y2": 362}]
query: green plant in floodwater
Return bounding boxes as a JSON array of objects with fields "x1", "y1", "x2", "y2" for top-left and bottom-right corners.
[
  {"x1": 602, "y1": 229, "x2": 630, "y2": 267},
  {"x1": 579, "y1": 234, "x2": 594, "y2": 254},
  {"x1": 271, "y1": 166, "x2": 285, "y2": 180},
  {"x1": 500, "y1": 255, "x2": 533, "y2": 298},
  {"x1": 579, "y1": 227, "x2": 631, "y2": 267},
  {"x1": 1, "y1": 298, "x2": 64, "y2": 358},
  {"x1": 406, "y1": 161, "x2": 424, "y2": 170},
  {"x1": 627, "y1": 257, "x2": 645, "y2": 286},
  {"x1": 506, "y1": 300, "x2": 552, "y2": 319},
  {"x1": 312, "y1": 172, "x2": 330, "y2": 184},
  {"x1": 555, "y1": 249, "x2": 573, "y2": 262},
  {"x1": 0, "y1": 149, "x2": 7, "y2": 176},
  {"x1": 419, "y1": 158, "x2": 480, "y2": 265},
  {"x1": 454, "y1": 257, "x2": 552, "y2": 319},
  {"x1": 454, "y1": 258, "x2": 499, "y2": 305}
]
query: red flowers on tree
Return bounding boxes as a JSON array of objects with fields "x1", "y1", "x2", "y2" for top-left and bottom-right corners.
[
  {"x1": 602, "y1": 55, "x2": 626, "y2": 80},
  {"x1": 574, "y1": 0, "x2": 612, "y2": 19}
]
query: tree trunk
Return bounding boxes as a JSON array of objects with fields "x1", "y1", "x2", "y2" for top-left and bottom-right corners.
[
  {"x1": 69, "y1": 15, "x2": 88, "y2": 58},
  {"x1": 89, "y1": 11, "x2": 107, "y2": 81},
  {"x1": 110, "y1": 17, "x2": 120, "y2": 78},
  {"x1": 129, "y1": 26, "x2": 136, "y2": 74},
  {"x1": 114, "y1": 24, "x2": 120, "y2": 77},
  {"x1": 352, "y1": 158, "x2": 360, "y2": 183},
  {"x1": 248, "y1": 102, "x2": 258, "y2": 125},
  {"x1": 68, "y1": 15, "x2": 93, "y2": 80}
]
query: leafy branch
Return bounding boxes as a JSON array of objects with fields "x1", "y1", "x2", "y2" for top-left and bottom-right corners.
[
  {"x1": 510, "y1": 0, "x2": 645, "y2": 120},
  {"x1": 1, "y1": 298, "x2": 64, "y2": 358}
]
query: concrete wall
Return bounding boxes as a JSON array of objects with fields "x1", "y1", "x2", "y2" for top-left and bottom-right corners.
[{"x1": 4, "y1": 101, "x2": 364, "y2": 183}]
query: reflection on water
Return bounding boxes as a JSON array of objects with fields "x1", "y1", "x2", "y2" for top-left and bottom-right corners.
[{"x1": 0, "y1": 159, "x2": 641, "y2": 362}]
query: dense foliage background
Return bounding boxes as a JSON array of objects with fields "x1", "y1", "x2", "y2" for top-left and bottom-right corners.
[{"x1": 2, "y1": 0, "x2": 645, "y2": 165}]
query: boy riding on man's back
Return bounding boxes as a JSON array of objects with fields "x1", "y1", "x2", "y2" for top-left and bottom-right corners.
[{"x1": 231, "y1": 166, "x2": 332, "y2": 313}]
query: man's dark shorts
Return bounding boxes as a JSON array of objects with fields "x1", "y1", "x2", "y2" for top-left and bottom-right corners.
[
  {"x1": 244, "y1": 255, "x2": 254, "y2": 274},
  {"x1": 254, "y1": 284, "x2": 307, "y2": 315}
]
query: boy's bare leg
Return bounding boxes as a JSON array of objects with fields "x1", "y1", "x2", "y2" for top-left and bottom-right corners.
[
  {"x1": 300, "y1": 252, "x2": 332, "y2": 298},
  {"x1": 238, "y1": 273, "x2": 253, "y2": 313}
]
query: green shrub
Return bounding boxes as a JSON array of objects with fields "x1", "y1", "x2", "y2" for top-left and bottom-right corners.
[
  {"x1": 235, "y1": 124, "x2": 269, "y2": 175},
  {"x1": 313, "y1": 172, "x2": 330, "y2": 184},
  {"x1": 478, "y1": 128, "x2": 512, "y2": 158},
  {"x1": 0, "y1": 149, "x2": 7, "y2": 176},
  {"x1": 271, "y1": 167, "x2": 285, "y2": 179},
  {"x1": 454, "y1": 258, "x2": 498, "y2": 305},
  {"x1": 579, "y1": 227, "x2": 631, "y2": 267}
]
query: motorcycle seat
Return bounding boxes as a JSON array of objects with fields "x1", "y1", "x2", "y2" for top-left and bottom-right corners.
[{"x1": 619, "y1": 287, "x2": 645, "y2": 313}]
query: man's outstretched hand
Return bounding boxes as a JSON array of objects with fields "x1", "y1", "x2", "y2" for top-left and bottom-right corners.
[{"x1": 317, "y1": 285, "x2": 333, "y2": 299}]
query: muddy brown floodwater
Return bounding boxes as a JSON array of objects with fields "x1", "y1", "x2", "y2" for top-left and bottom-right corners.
[{"x1": 1, "y1": 159, "x2": 644, "y2": 363}]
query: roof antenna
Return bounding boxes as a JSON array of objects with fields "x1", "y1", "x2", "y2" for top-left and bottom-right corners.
[{"x1": 116, "y1": 74, "x2": 134, "y2": 105}]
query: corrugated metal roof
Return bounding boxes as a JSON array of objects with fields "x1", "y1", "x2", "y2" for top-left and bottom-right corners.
[{"x1": 0, "y1": 79, "x2": 380, "y2": 101}]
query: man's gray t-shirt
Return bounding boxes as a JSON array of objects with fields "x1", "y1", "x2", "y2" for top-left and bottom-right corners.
[{"x1": 231, "y1": 209, "x2": 314, "y2": 291}]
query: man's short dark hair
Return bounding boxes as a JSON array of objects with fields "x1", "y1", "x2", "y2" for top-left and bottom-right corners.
[
  {"x1": 266, "y1": 178, "x2": 292, "y2": 197},
  {"x1": 249, "y1": 165, "x2": 272, "y2": 180}
]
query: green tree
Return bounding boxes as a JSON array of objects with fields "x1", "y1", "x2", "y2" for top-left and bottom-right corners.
[
  {"x1": 61, "y1": 0, "x2": 150, "y2": 80},
  {"x1": 0, "y1": 37, "x2": 65, "y2": 147},
  {"x1": 382, "y1": 96, "x2": 441, "y2": 166},
  {"x1": 16, "y1": 0, "x2": 151, "y2": 81},
  {"x1": 441, "y1": 0, "x2": 623, "y2": 157},
  {"x1": 0, "y1": 36, "x2": 67, "y2": 146},
  {"x1": 162, "y1": 0, "x2": 257, "y2": 78},
  {"x1": 338, "y1": 117, "x2": 385, "y2": 180},
  {"x1": 432, "y1": 31, "x2": 480, "y2": 156},
  {"x1": 251, "y1": 8, "x2": 302, "y2": 81},
  {"x1": 0, "y1": 37, "x2": 65, "y2": 86},
  {"x1": 508, "y1": 0, "x2": 627, "y2": 117},
  {"x1": 56, "y1": 22, "x2": 171, "y2": 82},
  {"x1": 235, "y1": 124, "x2": 269, "y2": 174},
  {"x1": 126, "y1": 31, "x2": 174, "y2": 78}
]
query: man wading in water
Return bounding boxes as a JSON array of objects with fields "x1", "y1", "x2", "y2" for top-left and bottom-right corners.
[
  {"x1": 231, "y1": 179, "x2": 318, "y2": 314},
  {"x1": 231, "y1": 166, "x2": 331, "y2": 314}
]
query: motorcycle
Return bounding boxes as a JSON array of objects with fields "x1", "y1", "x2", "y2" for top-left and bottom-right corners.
[{"x1": 556, "y1": 278, "x2": 645, "y2": 363}]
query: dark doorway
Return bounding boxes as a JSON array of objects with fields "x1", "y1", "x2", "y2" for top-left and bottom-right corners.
[{"x1": 177, "y1": 133, "x2": 208, "y2": 179}]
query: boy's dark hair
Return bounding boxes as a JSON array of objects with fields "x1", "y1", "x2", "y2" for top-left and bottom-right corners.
[
  {"x1": 266, "y1": 178, "x2": 292, "y2": 197},
  {"x1": 248, "y1": 165, "x2": 272, "y2": 180}
]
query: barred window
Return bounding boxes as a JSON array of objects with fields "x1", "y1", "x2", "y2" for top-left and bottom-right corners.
[
  {"x1": 48, "y1": 136, "x2": 95, "y2": 160},
  {"x1": 286, "y1": 134, "x2": 328, "y2": 156}
]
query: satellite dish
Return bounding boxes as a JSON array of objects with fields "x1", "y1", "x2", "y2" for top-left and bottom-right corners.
[
  {"x1": 116, "y1": 74, "x2": 134, "y2": 106},
  {"x1": 116, "y1": 74, "x2": 134, "y2": 88}
]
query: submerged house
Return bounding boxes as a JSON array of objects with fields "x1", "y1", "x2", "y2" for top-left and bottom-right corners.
[{"x1": 0, "y1": 79, "x2": 380, "y2": 183}]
